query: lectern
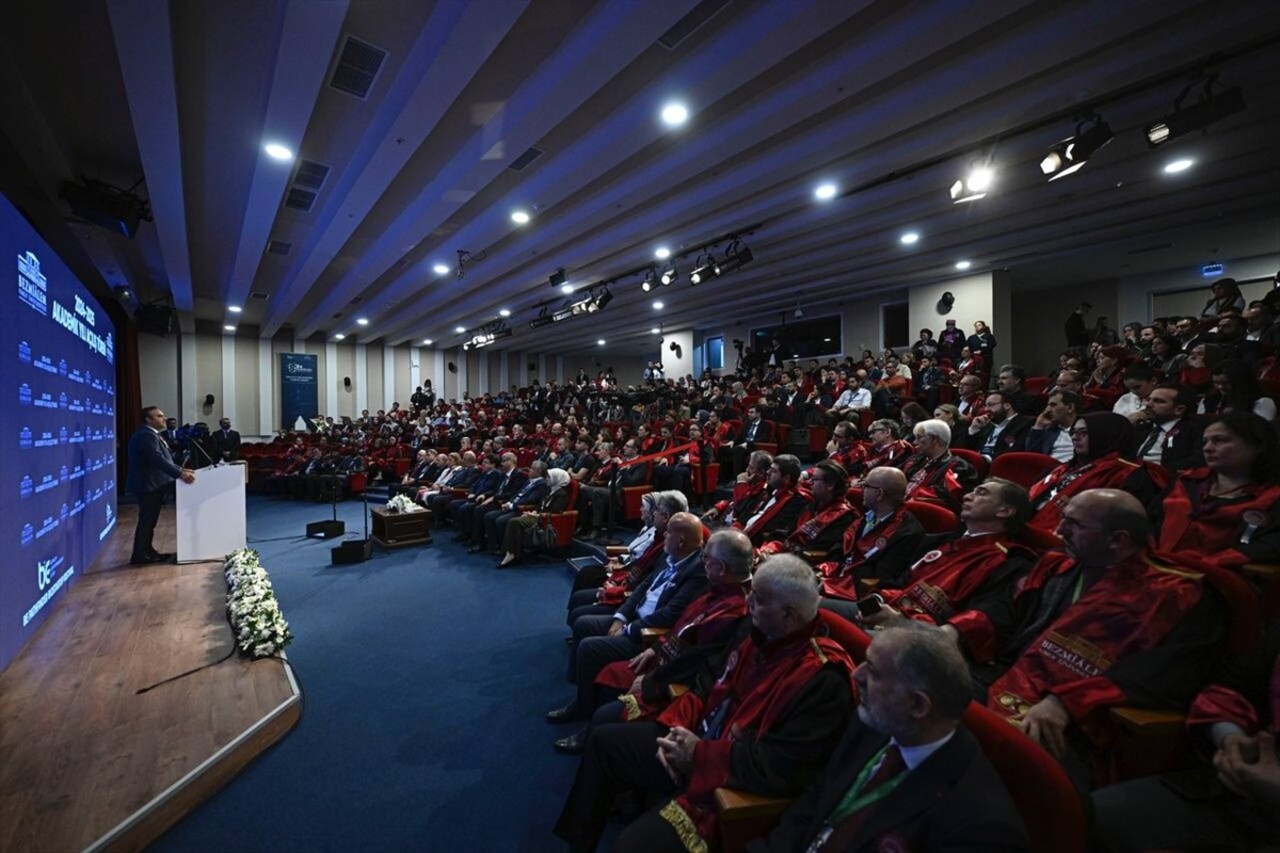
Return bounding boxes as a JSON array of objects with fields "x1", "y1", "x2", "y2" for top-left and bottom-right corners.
[{"x1": 176, "y1": 463, "x2": 247, "y2": 562}]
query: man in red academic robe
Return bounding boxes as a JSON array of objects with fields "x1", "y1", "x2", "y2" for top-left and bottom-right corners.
[
  {"x1": 899, "y1": 419, "x2": 979, "y2": 514},
  {"x1": 966, "y1": 488, "x2": 1226, "y2": 790},
  {"x1": 736, "y1": 454, "x2": 807, "y2": 546},
  {"x1": 818, "y1": 467, "x2": 926, "y2": 603},
  {"x1": 758, "y1": 460, "x2": 857, "y2": 566},
  {"x1": 856, "y1": 478, "x2": 1039, "y2": 656},
  {"x1": 702, "y1": 450, "x2": 771, "y2": 528},
  {"x1": 553, "y1": 555, "x2": 856, "y2": 853}
]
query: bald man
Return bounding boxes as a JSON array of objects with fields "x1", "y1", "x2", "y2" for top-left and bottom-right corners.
[
  {"x1": 965, "y1": 489, "x2": 1226, "y2": 790},
  {"x1": 818, "y1": 467, "x2": 926, "y2": 617},
  {"x1": 548, "y1": 512, "x2": 708, "y2": 724}
]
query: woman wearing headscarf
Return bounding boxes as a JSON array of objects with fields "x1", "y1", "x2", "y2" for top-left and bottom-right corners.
[
  {"x1": 497, "y1": 468, "x2": 572, "y2": 567},
  {"x1": 1027, "y1": 411, "x2": 1168, "y2": 533}
]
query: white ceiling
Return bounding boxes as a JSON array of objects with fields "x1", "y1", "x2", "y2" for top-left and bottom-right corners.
[{"x1": 1, "y1": 0, "x2": 1278, "y2": 359}]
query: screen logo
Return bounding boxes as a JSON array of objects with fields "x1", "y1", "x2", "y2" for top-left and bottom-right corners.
[{"x1": 18, "y1": 252, "x2": 48, "y2": 316}]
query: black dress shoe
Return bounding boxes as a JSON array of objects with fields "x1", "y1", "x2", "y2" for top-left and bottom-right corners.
[
  {"x1": 554, "y1": 730, "x2": 588, "y2": 754},
  {"x1": 545, "y1": 703, "x2": 578, "y2": 723},
  {"x1": 130, "y1": 554, "x2": 163, "y2": 566}
]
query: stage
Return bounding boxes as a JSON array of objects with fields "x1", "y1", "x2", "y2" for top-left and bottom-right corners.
[{"x1": 0, "y1": 504, "x2": 300, "y2": 853}]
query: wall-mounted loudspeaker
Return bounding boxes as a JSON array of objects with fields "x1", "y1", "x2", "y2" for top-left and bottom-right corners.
[
  {"x1": 343, "y1": 377, "x2": 351, "y2": 389},
  {"x1": 937, "y1": 291, "x2": 955, "y2": 314},
  {"x1": 668, "y1": 342, "x2": 683, "y2": 359},
  {"x1": 203, "y1": 394, "x2": 215, "y2": 406},
  {"x1": 447, "y1": 362, "x2": 457, "y2": 374},
  {"x1": 528, "y1": 362, "x2": 537, "y2": 372}
]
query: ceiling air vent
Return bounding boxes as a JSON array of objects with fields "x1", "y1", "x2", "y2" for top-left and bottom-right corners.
[
  {"x1": 509, "y1": 146, "x2": 545, "y2": 172},
  {"x1": 284, "y1": 187, "x2": 318, "y2": 212},
  {"x1": 330, "y1": 36, "x2": 388, "y2": 100},
  {"x1": 657, "y1": 0, "x2": 731, "y2": 50},
  {"x1": 249, "y1": 291, "x2": 270, "y2": 301},
  {"x1": 293, "y1": 160, "x2": 331, "y2": 191},
  {"x1": 267, "y1": 240, "x2": 293, "y2": 256}
]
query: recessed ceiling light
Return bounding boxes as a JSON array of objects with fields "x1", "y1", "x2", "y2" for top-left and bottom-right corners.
[
  {"x1": 955, "y1": 260, "x2": 972, "y2": 271},
  {"x1": 660, "y1": 102, "x2": 688, "y2": 127},
  {"x1": 652, "y1": 301, "x2": 664, "y2": 310},
  {"x1": 597, "y1": 339, "x2": 606, "y2": 346},
  {"x1": 334, "y1": 333, "x2": 346, "y2": 341},
  {"x1": 228, "y1": 305, "x2": 242, "y2": 313},
  {"x1": 357, "y1": 317, "x2": 369, "y2": 326},
  {"x1": 223, "y1": 325, "x2": 236, "y2": 332},
  {"x1": 655, "y1": 247, "x2": 671, "y2": 260},
  {"x1": 814, "y1": 182, "x2": 837, "y2": 201},
  {"x1": 560, "y1": 283, "x2": 575, "y2": 295},
  {"x1": 454, "y1": 325, "x2": 466, "y2": 334},
  {"x1": 900, "y1": 232, "x2": 920, "y2": 245},
  {"x1": 650, "y1": 327, "x2": 660, "y2": 334},
  {"x1": 432, "y1": 263, "x2": 450, "y2": 275},
  {"x1": 510, "y1": 209, "x2": 531, "y2": 224},
  {"x1": 263, "y1": 143, "x2": 293, "y2": 161},
  {"x1": 422, "y1": 338, "x2": 433, "y2": 345},
  {"x1": 1163, "y1": 158, "x2": 1194, "y2": 174},
  {"x1": 499, "y1": 308, "x2": 511, "y2": 317}
]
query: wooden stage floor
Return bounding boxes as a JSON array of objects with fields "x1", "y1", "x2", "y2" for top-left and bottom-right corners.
[{"x1": 0, "y1": 504, "x2": 300, "y2": 853}]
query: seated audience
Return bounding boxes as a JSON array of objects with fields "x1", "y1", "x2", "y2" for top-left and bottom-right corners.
[
  {"x1": 749, "y1": 623, "x2": 1029, "y2": 853},
  {"x1": 553, "y1": 555, "x2": 856, "y2": 853},
  {"x1": 496, "y1": 467, "x2": 571, "y2": 567},
  {"x1": 1026, "y1": 390, "x2": 1081, "y2": 463},
  {"x1": 736, "y1": 454, "x2": 807, "y2": 546},
  {"x1": 850, "y1": 419, "x2": 912, "y2": 477},
  {"x1": 1128, "y1": 383, "x2": 1205, "y2": 471},
  {"x1": 758, "y1": 460, "x2": 857, "y2": 566},
  {"x1": 899, "y1": 419, "x2": 979, "y2": 512},
  {"x1": 1198, "y1": 360, "x2": 1277, "y2": 420},
  {"x1": 818, "y1": 466, "x2": 926, "y2": 598},
  {"x1": 703, "y1": 451, "x2": 772, "y2": 528},
  {"x1": 968, "y1": 489, "x2": 1226, "y2": 790},
  {"x1": 964, "y1": 391, "x2": 1033, "y2": 460},
  {"x1": 1154, "y1": 411, "x2": 1280, "y2": 565},
  {"x1": 1111, "y1": 365, "x2": 1158, "y2": 420}
]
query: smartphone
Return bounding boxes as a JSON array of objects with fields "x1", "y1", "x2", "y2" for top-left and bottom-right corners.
[{"x1": 856, "y1": 594, "x2": 883, "y2": 617}]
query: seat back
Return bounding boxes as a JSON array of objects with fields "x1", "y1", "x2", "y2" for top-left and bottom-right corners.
[
  {"x1": 962, "y1": 702, "x2": 1087, "y2": 853},
  {"x1": 905, "y1": 499, "x2": 960, "y2": 534},
  {"x1": 950, "y1": 447, "x2": 988, "y2": 480},
  {"x1": 989, "y1": 451, "x2": 1059, "y2": 489},
  {"x1": 1024, "y1": 376, "x2": 1050, "y2": 395},
  {"x1": 817, "y1": 610, "x2": 871, "y2": 662}
]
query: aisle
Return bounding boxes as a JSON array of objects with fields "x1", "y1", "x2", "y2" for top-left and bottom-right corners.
[{"x1": 154, "y1": 497, "x2": 581, "y2": 852}]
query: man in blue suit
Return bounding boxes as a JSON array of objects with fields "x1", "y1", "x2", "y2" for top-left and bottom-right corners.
[{"x1": 127, "y1": 406, "x2": 195, "y2": 565}]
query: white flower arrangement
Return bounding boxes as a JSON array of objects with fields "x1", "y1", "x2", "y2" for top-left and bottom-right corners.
[
  {"x1": 223, "y1": 548, "x2": 293, "y2": 657},
  {"x1": 385, "y1": 493, "x2": 421, "y2": 513}
]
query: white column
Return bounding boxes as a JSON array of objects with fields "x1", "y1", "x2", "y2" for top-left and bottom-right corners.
[
  {"x1": 456, "y1": 348, "x2": 468, "y2": 398},
  {"x1": 355, "y1": 343, "x2": 368, "y2": 415},
  {"x1": 410, "y1": 346, "x2": 420, "y2": 391},
  {"x1": 180, "y1": 333, "x2": 197, "y2": 424},
  {"x1": 220, "y1": 331, "x2": 236, "y2": 425},
  {"x1": 325, "y1": 341, "x2": 339, "y2": 419},
  {"x1": 555, "y1": 355, "x2": 564, "y2": 384},
  {"x1": 538, "y1": 353, "x2": 547, "y2": 385},
  {"x1": 383, "y1": 344, "x2": 396, "y2": 411},
  {"x1": 498, "y1": 351, "x2": 509, "y2": 392},
  {"x1": 478, "y1": 350, "x2": 489, "y2": 394},
  {"x1": 258, "y1": 338, "x2": 273, "y2": 435},
  {"x1": 432, "y1": 348, "x2": 445, "y2": 398}
]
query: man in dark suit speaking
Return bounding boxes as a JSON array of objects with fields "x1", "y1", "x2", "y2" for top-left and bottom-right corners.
[{"x1": 127, "y1": 406, "x2": 196, "y2": 565}]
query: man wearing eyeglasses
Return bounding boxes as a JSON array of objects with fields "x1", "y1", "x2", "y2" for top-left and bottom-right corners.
[{"x1": 959, "y1": 489, "x2": 1225, "y2": 790}]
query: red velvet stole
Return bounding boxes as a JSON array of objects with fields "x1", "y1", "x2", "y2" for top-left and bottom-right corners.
[
  {"x1": 759, "y1": 500, "x2": 856, "y2": 557},
  {"x1": 830, "y1": 442, "x2": 869, "y2": 472},
  {"x1": 1027, "y1": 455, "x2": 1166, "y2": 533},
  {"x1": 887, "y1": 534, "x2": 1027, "y2": 626},
  {"x1": 594, "y1": 585, "x2": 749, "y2": 692},
  {"x1": 714, "y1": 477, "x2": 767, "y2": 519},
  {"x1": 864, "y1": 440, "x2": 911, "y2": 471},
  {"x1": 1157, "y1": 468, "x2": 1280, "y2": 559},
  {"x1": 987, "y1": 551, "x2": 1205, "y2": 745},
  {"x1": 818, "y1": 506, "x2": 915, "y2": 601},
  {"x1": 599, "y1": 538, "x2": 666, "y2": 606},
  {"x1": 658, "y1": 624, "x2": 854, "y2": 845}
]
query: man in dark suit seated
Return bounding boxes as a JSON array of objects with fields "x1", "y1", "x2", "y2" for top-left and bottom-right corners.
[
  {"x1": 747, "y1": 622, "x2": 1028, "y2": 853},
  {"x1": 719, "y1": 405, "x2": 775, "y2": 480},
  {"x1": 212, "y1": 417, "x2": 241, "y2": 461},
  {"x1": 457, "y1": 452, "x2": 527, "y2": 548},
  {"x1": 548, "y1": 512, "x2": 707, "y2": 726},
  {"x1": 963, "y1": 392, "x2": 1033, "y2": 461},
  {"x1": 1127, "y1": 383, "x2": 1204, "y2": 472},
  {"x1": 474, "y1": 460, "x2": 549, "y2": 554},
  {"x1": 126, "y1": 406, "x2": 196, "y2": 565}
]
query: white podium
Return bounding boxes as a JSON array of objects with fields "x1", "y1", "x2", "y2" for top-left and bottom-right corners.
[{"x1": 176, "y1": 463, "x2": 247, "y2": 562}]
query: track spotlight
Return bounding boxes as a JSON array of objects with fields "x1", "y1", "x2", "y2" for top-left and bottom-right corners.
[
  {"x1": 1146, "y1": 79, "x2": 1244, "y2": 148},
  {"x1": 715, "y1": 239, "x2": 755, "y2": 277},
  {"x1": 593, "y1": 288, "x2": 613, "y2": 311},
  {"x1": 641, "y1": 267, "x2": 658, "y2": 292},
  {"x1": 660, "y1": 263, "x2": 677, "y2": 286},
  {"x1": 1040, "y1": 116, "x2": 1114, "y2": 181},
  {"x1": 689, "y1": 252, "x2": 716, "y2": 285},
  {"x1": 949, "y1": 165, "x2": 995, "y2": 203}
]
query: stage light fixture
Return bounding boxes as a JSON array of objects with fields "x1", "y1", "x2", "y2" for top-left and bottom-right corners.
[
  {"x1": 949, "y1": 165, "x2": 995, "y2": 203},
  {"x1": 1146, "y1": 80, "x2": 1244, "y2": 148},
  {"x1": 1040, "y1": 117, "x2": 1114, "y2": 181},
  {"x1": 689, "y1": 252, "x2": 716, "y2": 285},
  {"x1": 660, "y1": 263, "x2": 678, "y2": 286},
  {"x1": 593, "y1": 289, "x2": 613, "y2": 311},
  {"x1": 716, "y1": 239, "x2": 754, "y2": 276}
]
